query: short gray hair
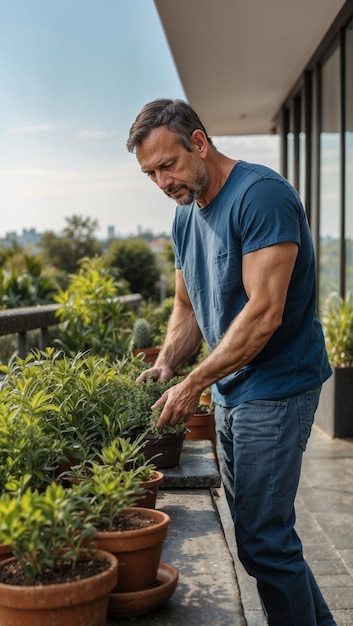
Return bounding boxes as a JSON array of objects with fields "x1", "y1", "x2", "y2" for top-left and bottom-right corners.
[{"x1": 126, "y1": 98, "x2": 213, "y2": 153}]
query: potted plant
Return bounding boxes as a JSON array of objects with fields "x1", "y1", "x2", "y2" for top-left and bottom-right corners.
[
  {"x1": 96, "y1": 437, "x2": 164, "y2": 509},
  {"x1": 80, "y1": 456, "x2": 171, "y2": 594},
  {"x1": 64, "y1": 436, "x2": 165, "y2": 510},
  {"x1": 122, "y1": 375, "x2": 188, "y2": 468},
  {"x1": 141, "y1": 408, "x2": 187, "y2": 469},
  {"x1": 316, "y1": 291, "x2": 353, "y2": 437},
  {"x1": 0, "y1": 482, "x2": 118, "y2": 626},
  {"x1": 130, "y1": 317, "x2": 161, "y2": 364}
]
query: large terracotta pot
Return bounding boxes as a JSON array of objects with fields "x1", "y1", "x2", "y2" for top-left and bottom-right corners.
[
  {"x1": 0, "y1": 549, "x2": 118, "y2": 626},
  {"x1": 133, "y1": 470, "x2": 164, "y2": 509},
  {"x1": 93, "y1": 507, "x2": 170, "y2": 593}
]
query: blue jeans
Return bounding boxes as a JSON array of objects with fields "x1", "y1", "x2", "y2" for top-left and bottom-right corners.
[{"x1": 214, "y1": 388, "x2": 337, "y2": 626}]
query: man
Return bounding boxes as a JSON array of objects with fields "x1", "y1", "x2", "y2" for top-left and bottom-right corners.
[{"x1": 127, "y1": 99, "x2": 335, "y2": 626}]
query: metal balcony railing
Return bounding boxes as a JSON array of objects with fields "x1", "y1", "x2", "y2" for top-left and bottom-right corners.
[{"x1": 0, "y1": 294, "x2": 142, "y2": 358}]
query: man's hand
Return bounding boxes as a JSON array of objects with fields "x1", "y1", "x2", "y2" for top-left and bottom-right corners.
[
  {"x1": 151, "y1": 378, "x2": 201, "y2": 429},
  {"x1": 135, "y1": 364, "x2": 174, "y2": 383}
]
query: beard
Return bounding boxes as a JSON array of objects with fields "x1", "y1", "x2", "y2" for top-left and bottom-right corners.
[{"x1": 164, "y1": 159, "x2": 208, "y2": 205}]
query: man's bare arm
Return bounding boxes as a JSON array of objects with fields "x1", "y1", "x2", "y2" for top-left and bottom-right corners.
[{"x1": 136, "y1": 269, "x2": 203, "y2": 382}]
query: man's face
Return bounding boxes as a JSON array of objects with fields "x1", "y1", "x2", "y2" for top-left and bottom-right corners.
[{"x1": 136, "y1": 126, "x2": 208, "y2": 205}]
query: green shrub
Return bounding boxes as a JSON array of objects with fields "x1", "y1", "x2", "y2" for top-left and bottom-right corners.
[
  {"x1": 54, "y1": 256, "x2": 132, "y2": 359},
  {"x1": 322, "y1": 292, "x2": 353, "y2": 367}
]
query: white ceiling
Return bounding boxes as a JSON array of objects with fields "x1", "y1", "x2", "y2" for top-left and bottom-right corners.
[{"x1": 155, "y1": 0, "x2": 347, "y2": 135}]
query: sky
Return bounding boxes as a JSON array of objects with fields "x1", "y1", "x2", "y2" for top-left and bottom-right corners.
[{"x1": 0, "y1": 0, "x2": 279, "y2": 240}]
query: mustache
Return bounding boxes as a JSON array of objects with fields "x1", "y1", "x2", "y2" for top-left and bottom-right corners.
[{"x1": 165, "y1": 184, "x2": 186, "y2": 196}]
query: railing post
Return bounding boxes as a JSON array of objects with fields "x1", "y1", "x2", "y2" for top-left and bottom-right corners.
[
  {"x1": 39, "y1": 327, "x2": 48, "y2": 351},
  {"x1": 17, "y1": 331, "x2": 26, "y2": 359}
]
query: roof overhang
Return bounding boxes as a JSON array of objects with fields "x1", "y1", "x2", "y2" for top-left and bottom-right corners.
[{"x1": 155, "y1": 0, "x2": 347, "y2": 135}]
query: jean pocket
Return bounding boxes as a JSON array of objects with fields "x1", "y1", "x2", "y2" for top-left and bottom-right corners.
[{"x1": 299, "y1": 386, "x2": 321, "y2": 450}]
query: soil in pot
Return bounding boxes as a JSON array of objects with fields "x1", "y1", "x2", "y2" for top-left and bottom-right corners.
[{"x1": 0, "y1": 554, "x2": 111, "y2": 586}]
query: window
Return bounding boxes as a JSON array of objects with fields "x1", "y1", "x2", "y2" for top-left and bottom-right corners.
[
  {"x1": 345, "y1": 19, "x2": 353, "y2": 293},
  {"x1": 319, "y1": 45, "x2": 341, "y2": 308}
]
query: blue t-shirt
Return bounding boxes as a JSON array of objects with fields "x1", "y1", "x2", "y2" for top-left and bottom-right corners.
[{"x1": 172, "y1": 161, "x2": 332, "y2": 406}]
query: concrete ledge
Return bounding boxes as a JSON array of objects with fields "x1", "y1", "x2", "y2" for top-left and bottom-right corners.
[{"x1": 161, "y1": 441, "x2": 221, "y2": 489}]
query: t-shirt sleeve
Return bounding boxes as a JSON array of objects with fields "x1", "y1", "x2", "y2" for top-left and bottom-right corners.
[
  {"x1": 237, "y1": 178, "x2": 302, "y2": 255},
  {"x1": 172, "y1": 217, "x2": 182, "y2": 269}
]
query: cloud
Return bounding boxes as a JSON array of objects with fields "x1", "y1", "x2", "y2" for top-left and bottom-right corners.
[
  {"x1": 0, "y1": 165, "x2": 144, "y2": 197},
  {"x1": 9, "y1": 124, "x2": 56, "y2": 134},
  {"x1": 77, "y1": 129, "x2": 116, "y2": 139}
]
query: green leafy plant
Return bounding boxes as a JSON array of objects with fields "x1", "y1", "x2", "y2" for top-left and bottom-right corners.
[
  {"x1": 65, "y1": 435, "x2": 158, "y2": 485},
  {"x1": 321, "y1": 292, "x2": 353, "y2": 367},
  {"x1": 0, "y1": 254, "x2": 57, "y2": 309},
  {"x1": 0, "y1": 482, "x2": 96, "y2": 581},
  {"x1": 0, "y1": 373, "x2": 63, "y2": 493},
  {"x1": 54, "y1": 255, "x2": 132, "y2": 359},
  {"x1": 121, "y1": 375, "x2": 187, "y2": 437},
  {"x1": 81, "y1": 462, "x2": 145, "y2": 531},
  {"x1": 0, "y1": 349, "x2": 142, "y2": 472},
  {"x1": 97, "y1": 436, "x2": 157, "y2": 481},
  {"x1": 148, "y1": 408, "x2": 186, "y2": 436}
]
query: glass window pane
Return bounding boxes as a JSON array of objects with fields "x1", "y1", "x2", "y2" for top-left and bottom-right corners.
[
  {"x1": 299, "y1": 131, "x2": 306, "y2": 204},
  {"x1": 319, "y1": 45, "x2": 341, "y2": 309},
  {"x1": 345, "y1": 19, "x2": 353, "y2": 293},
  {"x1": 287, "y1": 132, "x2": 294, "y2": 185}
]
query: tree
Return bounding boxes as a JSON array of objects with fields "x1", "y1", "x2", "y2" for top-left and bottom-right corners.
[
  {"x1": 108, "y1": 238, "x2": 159, "y2": 301},
  {"x1": 41, "y1": 215, "x2": 101, "y2": 274}
]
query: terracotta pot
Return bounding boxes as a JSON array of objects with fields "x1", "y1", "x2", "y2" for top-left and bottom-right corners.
[
  {"x1": 142, "y1": 431, "x2": 186, "y2": 469},
  {"x1": 94, "y1": 507, "x2": 170, "y2": 593},
  {"x1": 134, "y1": 470, "x2": 164, "y2": 509},
  {"x1": 186, "y1": 412, "x2": 215, "y2": 441},
  {"x1": 132, "y1": 346, "x2": 161, "y2": 364},
  {"x1": 0, "y1": 549, "x2": 118, "y2": 626}
]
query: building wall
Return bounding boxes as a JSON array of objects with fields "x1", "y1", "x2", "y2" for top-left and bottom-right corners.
[{"x1": 276, "y1": 2, "x2": 353, "y2": 313}]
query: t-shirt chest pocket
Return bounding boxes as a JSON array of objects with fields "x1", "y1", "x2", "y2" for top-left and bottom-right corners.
[{"x1": 212, "y1": 251, "x2": 242, "y2": 295}]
